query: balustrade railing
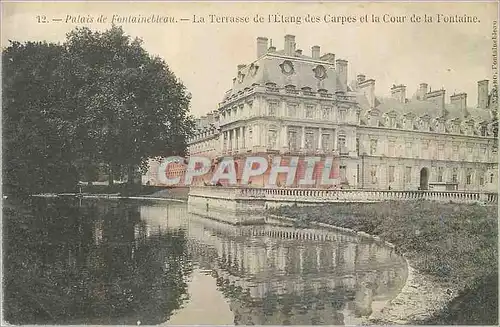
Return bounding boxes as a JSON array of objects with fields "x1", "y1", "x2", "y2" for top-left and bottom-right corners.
[{"x1": 189, "y1": 186, "x2": 498, "y2": 204}]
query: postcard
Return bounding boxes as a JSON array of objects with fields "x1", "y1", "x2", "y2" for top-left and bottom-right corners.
[{"x1": 2, "y1": 1, "x2": 498, "y2": 326}]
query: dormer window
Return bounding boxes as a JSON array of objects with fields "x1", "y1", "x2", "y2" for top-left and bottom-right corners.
[
  {"x1": 266, "y1": 82, "x2": 278, "y2": 92},
  {"x1": 481, "y1": 124, "x2": 488, "y2": 136},
  {"x1": 302, "y1": 86, "x2": 314, "y2": 96},
  {"x1": 389, "y1": 116, "x2": 396, "y2": 128},
  {"x1": 285, "y1": 84, "x2": 298, "y2": 94},
  {"x1": 405, "y1": 118, "x2": 413, "y2": 129}
]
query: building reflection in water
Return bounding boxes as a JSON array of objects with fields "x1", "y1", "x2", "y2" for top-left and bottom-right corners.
[
  {"x1": 140, "y1": 202, "x2": 408, "y2": 326},
  {"x1": 4, "y1": 198, "x2": 406, "y2": 326}
]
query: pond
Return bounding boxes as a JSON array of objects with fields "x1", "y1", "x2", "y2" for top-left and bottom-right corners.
[{"x1": 3, "y1": 198, "x2": 407, "y2": 325}]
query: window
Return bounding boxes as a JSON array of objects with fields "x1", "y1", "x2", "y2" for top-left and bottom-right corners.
[
  {"x1": 481, "y1": 125, "x2": 488, "y2": 136},
  {"x1": 288, "y1": 131, "x2": 298, "y2": 151},
  {"x1": 479, "y1": 174, "x2": 484, "y2": 186},
  {"x1": 388, "y1": 166, "x2": 395, "y2": 183},
  {"x1": 389, "y1": 116, "x2": 396, "y2": 128},
  {"x1": 267, "y1": 130, "x2": 277, "y2": 149},
  {"x1": 370, "y1": 139, "x2": 378, "y2": 155},
  {"x1": 306, "y1": 105, "x2": 315, "y2": 118},
  {"x1": 322, "y1": 134, "x2": 331, "y2": 151},
  {"x1": 248, "y1": 127, "x2": 252, "y2": 145},
  {"x1": 405, "y1": 166, "x2": 412, "y2": 184},
  {"x1": 322, "y1": 107, "x2": 331, "y2": 120},
  {"x1": 356, "y1": 138, "x2": 360, "y2": 155},
  {"x1": 339, "y1": 109, "x2": 347, "y2": 121},
  {"x1": 452, "y1": 168, "x2": 458, "y2": 183},
  {"x1": 481, "y1": 145, "x2": 487, "y2": 159},
  {"x1": 305, "y1": 132, "x2": 314, "y2": 150},
  {"x1": 339, "y1": 165, "x2": 347, "y2": 182},
  {"x1": 405, "y1": 118, "x2": 413, "y2": 129},
  {"x1": 269, "y1": 102, "x2": 277, "y2": 116},
  {"x1": 357, "y1": 164, "x2": 360, "y2": 183},
  {"x1": 490, "y1": 173, "x2": 494, "y2": 183},
  {"x1": 338, "y1": 133, "x2": 347, "y2": 153},
  {"x1": 370, "y1": 165, "x2": 377, "y2": 184},
  {"x1": 438, "y1": 167, "x2": 444, "y2": 182},
  {"x1": 421, "y1": 120, "x2": 429, "y2": 131},
  {"x1": 452, "y1": 144, "x2": 459, "y2": 160},
  {"x1": 388, "y1": 141, "x2": 395, "y2": 157},
  {"x1": 466, "y1": 169, "x2": 472, "y2": 185},
  {"x1": 405, "y1": 142, "x2": 412, "y2": 157},
  {"x1": 287, "y1": 104, "x2": 297, "y2": 117},
  {"x1": 438, "y1": 143, "x2": 444, "y2": 160}
]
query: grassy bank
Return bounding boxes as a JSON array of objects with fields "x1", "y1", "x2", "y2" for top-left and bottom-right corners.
[{"x1": 269, "y1": 200, "x2": 498, "y2": 325}]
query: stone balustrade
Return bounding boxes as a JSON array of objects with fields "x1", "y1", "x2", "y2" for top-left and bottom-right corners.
[{"x1": 189, "y1": 186, "x2": 498, "y2": 205}]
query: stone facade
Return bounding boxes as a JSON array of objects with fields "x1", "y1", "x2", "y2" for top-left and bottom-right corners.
[{"x1": 145, "y1": 35, "x2": 498, "y2": 192}]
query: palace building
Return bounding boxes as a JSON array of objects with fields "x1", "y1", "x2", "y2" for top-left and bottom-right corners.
[{"x1": 144, "y1": 35, "x2": 498, "y2": 191}]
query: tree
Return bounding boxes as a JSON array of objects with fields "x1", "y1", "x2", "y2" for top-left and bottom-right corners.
[
  {"x1": 2, "y1": 41, "x2": 80, "y2": 194},
  {"x1": 63, "y1": 26, "x2": 194, "y2": 185},
  {"x1": 2, "y1": 26, "x2": 194, "y2": 194}
]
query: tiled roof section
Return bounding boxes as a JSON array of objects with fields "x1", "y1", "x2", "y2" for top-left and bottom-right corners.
[
  {"x1": 356, "y1": 91, "x2": 494, "y2": 122},
  {"x1": 466, "y1": 107, "x2": 494, "y2": 121},
  {"x1": 224, "y1": 54, "x2": 338, "y2": 98},
  {"x1": 372, "y1": 97, "x2": 441, "y2": 117}
]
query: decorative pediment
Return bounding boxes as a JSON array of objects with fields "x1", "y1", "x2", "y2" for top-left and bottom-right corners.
[{"x1": 369, "y1": 108, "x2": 381, "y2": 116}]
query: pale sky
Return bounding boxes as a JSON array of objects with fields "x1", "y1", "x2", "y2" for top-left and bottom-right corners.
[{"x1": 2, "y1": 1, "x2": 498, "y2": 116}]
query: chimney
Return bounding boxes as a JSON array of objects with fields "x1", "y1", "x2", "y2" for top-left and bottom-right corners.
[
  {"x1": 450, "y1": 92, "x2": 467, "y2": 110},
  {"x1": 417, "y1": 83, "x2": 428, "y2": 100},
  {"x1": 284, "y1": 35, "x2": 296, "y2": 56},
  {"x1": 335, "y1": 59, "x2": 348, "y2": 93},
  {"x1": 358, "y1": 79, "x2": 376, "y2": 108},
  {"x1": 357, "y1": 74, "x2": 366, "y2": 84},
  {"x1": 206, "y1": 112, "x2": 214, "y2": 124},
  {"x1": 312, "y1": 45, "x2": 320, "y2": 59},
  {"x1": 320, "y1": 53, "x2": 335, "y2": 63},
  {"x1": 391, "y1": 84, "x2": 407, "y2": 103},
  {"x1": 268, "y1": 39, "x2": 276, "y2": 52},
  {"x1": 478, "y1": 80, "x2": 489, "y2": 109},
  {"x1": 256, "y1": 37, "x2": 268, "y2": 58},
  {"x1": 426, "y1": 89, "x2": 446, "y2": 110},
  {"x1": 295, "y1": 49, "x2": 302, "y2": 56}
]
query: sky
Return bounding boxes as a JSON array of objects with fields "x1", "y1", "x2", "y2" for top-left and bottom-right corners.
[{"x1": 2, "y1": 1, "x2": 498, "y2": 117}]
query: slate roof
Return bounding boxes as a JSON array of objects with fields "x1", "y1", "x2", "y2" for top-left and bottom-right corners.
[{"x1": 223, "y1": 53, "x2": 339, "y2": 99}]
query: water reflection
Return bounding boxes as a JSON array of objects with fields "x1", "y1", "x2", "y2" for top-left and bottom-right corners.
[
  {"x1": 3, "y1": 198, "x2": 193, "y2": 325},
  {"x1": 141, "y1": 203, "x2": 407, "y2": 325},
  {"x1": 4, "y1": 199, "x2": 407, "y2": 325}
]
